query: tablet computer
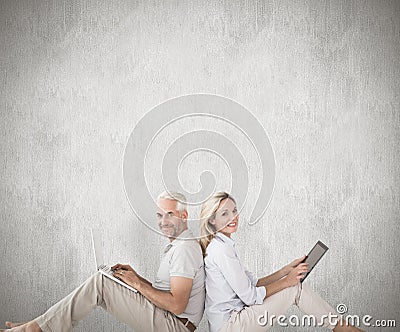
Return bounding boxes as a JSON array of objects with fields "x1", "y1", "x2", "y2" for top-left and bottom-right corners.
[{"x1": 300, "y1": 241, "x2": 329, "y2": 283}]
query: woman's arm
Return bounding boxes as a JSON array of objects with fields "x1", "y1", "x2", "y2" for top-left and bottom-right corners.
[
  {"x1": 256, "y1": 255, "x2": 307, "y2": 287},
  {"x1": 262, "y1": 262, "x2": 309, "y2": 299},
  {"x1": 263, "y1": 278, "x2": 288, "y2": 297},
  {"x1": 256, "y1": 268, "x2": 286, "y2": 287}
]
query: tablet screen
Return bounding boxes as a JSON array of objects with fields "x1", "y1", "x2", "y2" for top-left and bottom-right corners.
[{"x1": 300, "y1": 241, "x2": 329, "y2": 283}]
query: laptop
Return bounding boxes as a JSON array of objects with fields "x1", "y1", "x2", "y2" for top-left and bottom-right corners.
[{"x1": 91, "y1": 228, "x2": 137, "y2": 292}]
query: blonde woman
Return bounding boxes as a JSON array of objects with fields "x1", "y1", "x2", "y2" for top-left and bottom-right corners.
[{"x1": 199, "y1": 192, "x2": 363, "y2": 332}]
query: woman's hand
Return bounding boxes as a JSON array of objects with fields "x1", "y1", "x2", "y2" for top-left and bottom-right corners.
[
  {"x1": 283, "y1": 262, "x2": 309, "y2": 287},
  {"x1": 281, "y1": 255, "x2": 307, "y2": 276}
]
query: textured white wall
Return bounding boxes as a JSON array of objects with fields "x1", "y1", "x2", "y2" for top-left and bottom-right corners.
[{"x1": 1, "y1": 1, "x2": 399, "y2": 331}]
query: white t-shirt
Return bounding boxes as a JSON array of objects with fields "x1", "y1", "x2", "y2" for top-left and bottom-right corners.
[{"x1": 153, "y1": 229, "x2": 205, "y2": 327}]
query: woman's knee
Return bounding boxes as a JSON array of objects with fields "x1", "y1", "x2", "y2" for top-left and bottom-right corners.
[{"x1": 290, "y1": 283, "x2": 302, "y2": 305}]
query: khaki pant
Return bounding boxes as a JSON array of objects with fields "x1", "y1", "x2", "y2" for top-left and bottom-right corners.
[
  {"x1": 34, "y1": 272, "x2": 190, "y2": 332},
  {"x1": 219, "y1": 282, "x2": 339, "y2": 332}
]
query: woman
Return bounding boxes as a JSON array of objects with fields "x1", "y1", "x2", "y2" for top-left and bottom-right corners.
[{"x1": 199, "y1": 192, "x2": 363, "y2": 332}]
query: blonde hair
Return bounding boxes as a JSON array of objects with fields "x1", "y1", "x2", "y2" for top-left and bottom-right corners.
[
  {"x1": 199, "y1": 192, "x2": 236, "y2": 257},
  {"x1": 157, "y1": 191, "x2": 187, "y2": 212}
]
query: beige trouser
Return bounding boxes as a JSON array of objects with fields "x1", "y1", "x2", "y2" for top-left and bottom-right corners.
[
  {"x1": 34, "y1": 272, "x2": 190, "y2": 332},
  {"x1": 219, "y1": 282, "x2": 340, "y2": 332}
]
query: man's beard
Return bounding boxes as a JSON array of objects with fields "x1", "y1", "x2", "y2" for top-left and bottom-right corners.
[{"x1": 160, "y1": 224, "x2": 183, "y2": 238}]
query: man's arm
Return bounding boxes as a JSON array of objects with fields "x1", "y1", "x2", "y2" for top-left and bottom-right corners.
[
  {"x1": 137, "y1": 274, "x2": 153, "y2": 287},
  {"x1": 138, "y1": 276, "x2": 193, "y2": 315},
  {"x1": 114, "y1": 268, "x2": 192, "y2": 315}
]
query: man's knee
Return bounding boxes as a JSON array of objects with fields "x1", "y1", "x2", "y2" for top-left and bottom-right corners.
[
  {"x1": 81, "y1": 272, "x2": 104, "y2": 300},
  {"x1": 85, "y1": 271, "x2": 104, "y2": 285}
]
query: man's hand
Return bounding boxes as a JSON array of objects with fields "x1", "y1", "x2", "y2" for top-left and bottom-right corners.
[
  {"x1": 281, "y1": 255, "x2": 307, "y2": 277},
  {"x1": 111, "y1": 263, "x2": 142, "y2": 290},
  {"x1": 113, "y1": 268, "x2": 141, "y2": 290},
  {"x1": 111, "y1": 263, "x2": 135, "y2": 272}
]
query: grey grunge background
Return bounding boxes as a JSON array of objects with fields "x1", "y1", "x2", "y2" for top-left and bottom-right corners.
[{"x1": 1, "y1": 1, "x2": 399, "y2": 331}]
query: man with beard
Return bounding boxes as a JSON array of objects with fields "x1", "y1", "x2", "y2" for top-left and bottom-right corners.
[{"x1": 3, "y1": 192, "x2": 205, "y2": 332}]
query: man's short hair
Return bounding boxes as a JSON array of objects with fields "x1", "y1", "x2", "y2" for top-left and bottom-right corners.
[{"x1": 157, "y1": 191, "x2": 187, "y2": 212}]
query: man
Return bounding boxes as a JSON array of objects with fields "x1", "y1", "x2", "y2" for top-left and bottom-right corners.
[{"x1": 2, "y1": 191, "x2": 205, "y2": 332}]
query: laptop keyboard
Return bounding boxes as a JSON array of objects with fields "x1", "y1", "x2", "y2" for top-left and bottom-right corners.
[{"x1": 98, "y1": 264, "x2": 113, "y2": 275}]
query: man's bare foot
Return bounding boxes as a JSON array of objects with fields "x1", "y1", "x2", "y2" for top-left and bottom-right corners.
[
  {"x1": 1, "y1": 321, "x2": 41, "y2": 332},
  {"x1": 5, "y1": 322, "x2": 26, "y2": 328}
]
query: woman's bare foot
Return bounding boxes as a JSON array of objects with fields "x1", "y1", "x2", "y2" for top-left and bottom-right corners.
[
  {"x1": 333, "y1": 318, "x2": 365, "y2": 332},
  {"x1": 0, "y1": 321, "x2": 41, "y2": 332}
]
